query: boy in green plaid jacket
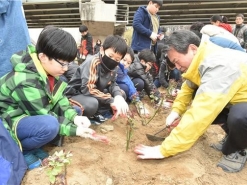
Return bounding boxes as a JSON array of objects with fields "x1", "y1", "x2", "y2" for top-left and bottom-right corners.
[{"x1": 0, "y1": 26, "x2": 98, "y2": 170}]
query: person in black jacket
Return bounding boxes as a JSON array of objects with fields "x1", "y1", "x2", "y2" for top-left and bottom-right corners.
[
  {"x1": 154, "y1": 48, "x2": 181, "y2": 89},
  {"x1": 94, "y1": 39, "x2": 102, "y2": 54},
  {"x1": 128, "y1": 49, "x2": 161, "y2": 104},
  {"x1": 78, "y1": 25, "x2": 93, "y2": 64},
  {"x1": 65, "y1": 35, "x2": 129, "y2": 122}
]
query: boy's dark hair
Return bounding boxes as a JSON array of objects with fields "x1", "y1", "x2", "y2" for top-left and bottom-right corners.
[
  {"x1": 127, "y1": 46, "x2": 135, "y2": 62},
  {"x1": 210, "y1": 15, "x2": 223, "y2": 23},
  {"x1": 148, "y1": 0, "x2": 163, "y2": 7},
  {"x1": 79, "y1": 25, "x2": 88, "y2": 32},
  {"x1": 222, "y1": 16, "x2": 228, "y2": 23},
  {"x1": 138, "y1": 49, "x2": 156, "y2": 63},
  {"x1": 190, "y1": 22, "x2": 204, "y2": 39},
  {"x1": 36, "y1": 26, "x2": 77, "y2": 62},
  {"x1": 102, "y1": 35, "x2": 127, "y2": 59}
]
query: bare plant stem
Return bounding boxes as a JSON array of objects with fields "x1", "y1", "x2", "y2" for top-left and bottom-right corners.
[
  {"x1": 126, "y1": 115, "x2": 135, "y2": 151},
  {"x1": 143, "y1": 98, "x2": 164, "y2": 126}
]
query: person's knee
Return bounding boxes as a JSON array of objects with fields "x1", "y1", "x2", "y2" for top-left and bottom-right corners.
[
  {"x1": 44, "y1": 115, "x2": 60, "y2": 139},
  {"x1": 227, "y1": 112, "x2": 247, "y2": 130},
  {"x1": 133, "y1": 78, "x2": 144, "y2": 91},
  {"x1": 83, "y1": 98, "x2": 98, "y2": 117}
]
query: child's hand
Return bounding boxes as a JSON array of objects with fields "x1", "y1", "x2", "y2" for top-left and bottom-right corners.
[{"x1": 145, "y1": 63, "x2": 152, "y2": 72}]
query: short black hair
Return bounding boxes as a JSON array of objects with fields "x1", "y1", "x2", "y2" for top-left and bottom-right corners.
[
  {"x1": 138, "y1": 49, "x2": 156, "y2": 63},
  {"x1": 102, "y1": 35, "x2": 127, "y2": 59},
  {"x1": 210, "y1": 15, "x2": 223, "y2": 23},
  {"x1": 148, "y1": 0, "x2": 163, "y2": 7},
  {"x1": 79, "y1": 25, "x2": 88, "y2": 32},
  {"x1": 36, "y1": 26, "x2": 77, "y2": 62},
  {"x1": 190, "y1": 22, "x2": 204, "y2": 39}
]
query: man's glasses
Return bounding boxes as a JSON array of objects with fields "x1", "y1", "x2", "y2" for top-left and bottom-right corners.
[{"x1": 53, "y1": 58, "x2": 69, "y2": 68}]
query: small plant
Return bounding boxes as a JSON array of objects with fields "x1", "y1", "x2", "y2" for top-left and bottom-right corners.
[
  {"x1": 126, "y1": 114, "x2": 135, "y2": 151},
  {"x1": 45, "y1": 150, "x2": 73, "y2": 185}
]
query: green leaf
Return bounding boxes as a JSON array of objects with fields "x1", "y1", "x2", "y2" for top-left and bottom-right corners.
[{"x1": 49, "y1": 175, "x2": 56, "y2": 184}]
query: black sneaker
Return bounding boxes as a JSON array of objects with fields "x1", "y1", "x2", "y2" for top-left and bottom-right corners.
[{"x1": 90, "y1": 114, "x2": 106, "y2": 122}]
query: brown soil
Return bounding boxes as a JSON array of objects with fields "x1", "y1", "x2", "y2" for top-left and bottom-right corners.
[{"x1": 21, "y1": 93, "x2": 247, "y2": 185}]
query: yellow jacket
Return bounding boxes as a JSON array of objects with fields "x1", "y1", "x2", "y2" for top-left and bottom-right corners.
[{"x1": 161, "y1": 41, "x2": 247, "y2": 157}]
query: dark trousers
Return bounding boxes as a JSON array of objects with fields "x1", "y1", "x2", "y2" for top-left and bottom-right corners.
[
  {"x1": 70, "y1": 91, "x2": 126, "y2": 117},
  {"x1": 212, "y1": 103, "x2": 247, "y2": 155},
  {"x1": 132, "y1": 78, "x2": 144, "y2": 92}
]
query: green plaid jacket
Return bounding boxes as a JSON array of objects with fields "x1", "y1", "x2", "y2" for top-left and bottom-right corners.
[{"x1": 0, "y1": 45, "x2": 78, "y2": 147}]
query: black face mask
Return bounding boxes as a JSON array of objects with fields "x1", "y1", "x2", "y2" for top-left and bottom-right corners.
[{"x1": 101, "y1": 54, "x2": 119, "y2": 71}]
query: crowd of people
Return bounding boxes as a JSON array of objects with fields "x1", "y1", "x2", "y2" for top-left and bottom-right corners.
[{"x1": 1, "y1": 0, "x2": 247, "y2": 184}]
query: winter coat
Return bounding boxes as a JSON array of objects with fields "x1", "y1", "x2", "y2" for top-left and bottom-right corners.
[
  {"x1": 158, "y1": 58, "x2": 181, "y2": 88},
  {"x1": 232, "y1": 24, "x2": 247, "y2": 49},
  {"x1": 116, "y1": 63, "x2": 138, "y2": 100},
  {"x1": 94, "y1": 43, "x2": 101, "y2": 54},
  {"x1": 0, "y1": 0, "x2": 30, "y2": 78},
  {"x1": 63, "y1": 61, "x2": 79, "y2": 82},
  {"x1": 201, "y1": 24, "x2": 239, "y2": 44},
  {"x1": 218, "y1": 23, "x2": 232, "y2": 33},
  {"x1": 128, "y1": 55, "x2": 160, "y2": 98},
  {"x1": 80, "y1": 32, "x2": 93, "y2": 56},
  {"x1": 160, "y1": 40, "x2": 247, "y2": 157},
  {"x1": 0, "y1": 45, "x2": 78, "y2": 148},
  {"x1": 131, "y1": 6, "x2": 160, "y2": 53},
  {"x1": 65, "y1": 54, "x2": 122, "y2": 105}
]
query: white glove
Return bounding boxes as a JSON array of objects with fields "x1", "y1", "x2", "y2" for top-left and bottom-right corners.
[
  {"x1": 166, "y1": 111, "x2": 180, "y2": 126},
  {"x1": 76, "y1": 126, "x2": 110, "y2": 143},
  {"x1": 134, "y1": 145, "x2": 165, "y2": 159},
  {"x1": 74, "y1": 115, "x2": 91, "y2": 128},
  {"x1": 76, "y1": 126, "x2": 95, "y2": 138},
  {"x1": 110, "y1": 95, "x2": 129, "y2": 119},
  {"x1": 150, "y1": 32, "x2": 158, "y2": 41}
]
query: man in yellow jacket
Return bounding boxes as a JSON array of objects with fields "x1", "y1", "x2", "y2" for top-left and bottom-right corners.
[{"x1": 134, "y1": 30, "x2": 247, "y2": 173}]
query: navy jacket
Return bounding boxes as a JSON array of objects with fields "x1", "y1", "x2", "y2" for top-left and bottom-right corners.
[
  {"x1": 0, "y1": 120, "x2": 27, "y2": 185},
  {"x1": 131, "y1": 6, "x2": 160, "y2": 53}
]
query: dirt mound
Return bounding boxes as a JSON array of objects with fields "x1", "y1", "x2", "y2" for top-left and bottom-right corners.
[{"x1": 22, "y1": 97, "x2": 247, "y2": 185}]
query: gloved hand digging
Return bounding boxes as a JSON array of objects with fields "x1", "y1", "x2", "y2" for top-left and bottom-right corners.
[{"x1": 166, "y1": 111, "x2": 180, "y2": 126}]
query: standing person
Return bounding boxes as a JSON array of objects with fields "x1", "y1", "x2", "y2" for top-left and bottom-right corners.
[
  {"x1": 65, "y1": 35, "x2": 129, "y2": 122},
  {"x1": 0, "y1": 26, "x2": 101, "y2": 170},
  {"x1": 0, "y1": 0, "x2": 30, "y2": 78},
  {"x1": 94, "y1": 39, "x2": 102, "y2": 54},
  {"x1": 232, "y1": 14, "x2": 247, "y2": 50},
  {"x1": 131, "y1": 0, "x2": 164, "y2": 54},
  {"x1": 134, "y1": 30, "x2": 247, "y2": 173},
  {"x1": 210, "y1": 15, "x2": 232, "y2": 33},
  {"x1": 79, "y1": 25, "x2": 93, "y2": 63}
]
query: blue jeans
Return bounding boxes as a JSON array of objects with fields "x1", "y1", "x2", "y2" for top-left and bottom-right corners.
[
  {"x1": 17, "y1": 115, "x2": 59, "y2": 153},
  {"x1": 17, "y1": 106, "x2": 82, "y2": 153}
]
